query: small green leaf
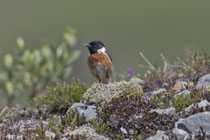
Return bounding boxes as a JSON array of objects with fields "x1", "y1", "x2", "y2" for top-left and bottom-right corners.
[
  {"x1": 5, "y1": 81, "x2": 14, "y2": 96},
  {"x1": 4, "y1": 54, "x2": 13, "y2": 69},
  {"x1": 64, "y1": 27, "x2": 76, "y2": 47},
  {"x1": 41, "y1": 45, "x2": 51, "y2": 59},
  {"x1": 16, "y1": 37, "x2": 25, "y2": 49}
]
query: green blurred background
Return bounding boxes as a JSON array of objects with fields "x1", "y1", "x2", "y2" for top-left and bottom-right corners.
[{"x1": 0, "y1": 0, "x2": 210, "y2": 82}]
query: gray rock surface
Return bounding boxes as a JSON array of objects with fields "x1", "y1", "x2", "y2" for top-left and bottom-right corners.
[
  {"x1": 184, "y1": 100, "x2": 210, "y2": 112},
  {"x1": 150, "y1": 107, "x2": 175, "y2": 115},
  {"x1": 71, "y1": 103, "x2": 97, "y2": 122},
  {"x1": 45, "y1": 131, "x2": 56, "y2": 139},
  {"x1": 130, "y1": 77, "x2": 144, "y2": 84},
  {"x1": 152, "y1": 88, "x2": 167, "y2": 96},
  {"x1": 146, "y1": 130, "x2": 169, "y2": 140},
  {"x1": 173, "y1": 112, "x2": 210, "y2": 139},
  {"x1": 195, "y1": 74, "x2": 210, "y2": 89},
  {"x1": 174, "y1": 90, "x2": 190, "y2": 98},
  {"x1": 63, "y1": 125, "x2": 108, "y2": 140},
  {"x1": 120, "y1": 127, "x2": 128, "y2": 134}
]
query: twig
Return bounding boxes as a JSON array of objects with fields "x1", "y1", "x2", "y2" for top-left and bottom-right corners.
[
  {"x1": 0, "y1": 106, "x2": 8, "y2": 118},
  {"x1": 160, "y1": 54, "x2": 169, "y2": 72},
  {"x1": 139, "y1": 52, "x2": 155, "y2": 70}
]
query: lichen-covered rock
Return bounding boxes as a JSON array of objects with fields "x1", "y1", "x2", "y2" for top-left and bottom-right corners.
[
  {"x1": 71, "y1": 103, "x2": 97, "y2": 122},
  {"x1": 184, "y1": 100, "x2": 210, "y2": 113},
  {"x1": 150, "y1": 107, "x2": 175, "y2": 115},
  {"x1": 174, "y1": 90, "x2": 190, "y2": 98},
  {"x1": 63, "y1": 125, "x2": 108, "y2": 140},
  {"x1": 83, "y1": 81, "x2": 142, "y2": 104},
  {"x1": 195, "y1": 74, "x2": 210, "y2": 90},
  {"x1": 146, "y1": 130, "x2": 169, "y2": 140},
  {"x1": 151, "y1": 88, "x2": 167, "y2": 96},
  {"x1": 45, "y1": 131, "x2": 56, "y2": 139},
  {"x1": 173, "y1": 112, "x2": 210, "y2": 139},
  {"x1": 130, "y1": 77, "x2": 144, "y2": 84}
]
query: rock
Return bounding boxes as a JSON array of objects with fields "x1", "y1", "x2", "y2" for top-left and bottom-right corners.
[
  {"x1": 184, "y1": 100, "x2": 210, "y2": 112},
  {"x1": 129, "y1": 129, "x2": 134, "y2": 135},
  {"x1": 197, "y1": 100, "x2": 210, "y2": 109},
  {"x1": 146, "y1": 130, "x2": 169, "y2": 140},
  {"x1": 120, "y1": 127, "x2": 127, "y2": 134},
  {"x1": 45, "y1": 131, "x2": 56, "y2": 139},
  {"x1": 150, "y1": 107, "x2": 175, "y2": 115},
  {"x1": 83, "y1": 81, "x2": 142, "y2": 104},
  {"x1": 135, "y1": 114, "x2": 143, "y2": 119},
  {"x1": 11, "y1": 119, "x2": 41, "y2": 134},
  {"x1": 173, "y1": 112, "x2": 210, "y2": 139},
  {"x1": 173, "y1": 128, "x2": 189, "y2": 140},
  {"x1": 195, "y1": 74, "x2": 210, "y2": 90},
  {"x1": 151, "y1": 88, "x2": 167, "y2": 96},
  {"x1": 173, "y1": 81, "x2": 194, "y2": 91},
  {"x1": 174, "y1": 90, "x2": 190, "y2": 98},
  {"x1": 71, "y1": 103, "x2": 97, "y2": 122},
  {"x1": 6, "y1": 134, "x2": 14, "y2": 140},
  {"x1": 130, "y1": 77, "x2": 144, "y2": 84},
  {"x1": 63, "y1": 125, "x2": 108, "y2": 140}
]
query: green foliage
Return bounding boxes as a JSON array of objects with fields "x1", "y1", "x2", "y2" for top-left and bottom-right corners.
[
  {"x1": 36, "y1": 121, "x2": 47, "y2": 139},
  {"x1": 36, "y1": 79, "x2": 89, "y2": 114},
  {"x1": 0, "y1": 106, "x2": 8, "y2": 122},
  {"x1": 121, "y1": 82, "x2": 143, "y2": 97},
  {"x1": 89, "y1": 120, "x2": 110, "y2": 135},
  {"x1": 151, "y1": 90, "x2": 202, "y2": 112},
  {"x1": 137, "y1": 135, "x2": 142, "y2": 140},
  {"x1": 176, "y1": 51, "x2": 210, "y2": 76},
  {"x1": 171, "y1": 90, "x2": 202, "y2": 112},
  {"x1": 139, "y1": 51, "x2": 210, "y2": 91},
  {"x1": 48, "y1": 117, "x2": 59, "y2": 129},
  {"x1": 61, "y1": 108, "x2": 85, "y2": 131},
  {"x1": 0, "y1": 27, "x2": 80, "y2": 106}
]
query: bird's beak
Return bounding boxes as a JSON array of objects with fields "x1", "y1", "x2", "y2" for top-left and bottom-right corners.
[{"x1": 84, "y1": 44, "x2": 91, "y2": 48}]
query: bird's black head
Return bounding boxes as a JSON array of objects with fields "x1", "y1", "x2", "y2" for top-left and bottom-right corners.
[{"x1": 85, "y1": 40, "x2": 105, "y2": 54}]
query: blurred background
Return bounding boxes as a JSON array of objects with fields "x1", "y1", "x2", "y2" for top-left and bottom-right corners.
[{"x1": 0, "y1": 0, "x2": 210, "y2": 108}]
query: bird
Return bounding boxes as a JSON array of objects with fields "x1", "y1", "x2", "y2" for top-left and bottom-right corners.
[{"x1": 85, "y1": 40, "x2": 114, "y2": 84}]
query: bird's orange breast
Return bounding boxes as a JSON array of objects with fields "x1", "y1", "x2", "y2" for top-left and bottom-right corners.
[{"x1": 88, "y1": 52, "x2": 113, "y2": 72}]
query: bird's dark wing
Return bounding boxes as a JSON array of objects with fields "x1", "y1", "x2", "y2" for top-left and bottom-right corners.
[{"x1": 105, "y1": 51, "x2": 112, "y2": 62}]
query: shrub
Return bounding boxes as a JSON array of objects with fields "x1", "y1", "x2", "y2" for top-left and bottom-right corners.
[
  {"x1": 0, "y1": 27, "x2": 80, "y2": 107},
  {"x1": 36, "y1": 79, "x2": 89, "y2": 114},
  {"x1": 138, "y1": 51, "x2": 210, "y2": 91}
]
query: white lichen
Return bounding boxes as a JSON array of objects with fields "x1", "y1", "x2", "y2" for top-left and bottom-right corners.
[
  {"x1": 63, "y1": 125, "x2": 108, "y2": 140},
  {"x1": 83, "y1": 81, "x2": 142, "y2": 104}
]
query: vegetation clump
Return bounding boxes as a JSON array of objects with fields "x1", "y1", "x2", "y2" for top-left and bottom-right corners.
[
  {"x1": 0, "y1": 48, "x2": 210, "y2": 139},
  {"x1": 83, "y1": 81, "x2": 143, "y2": 105},
  {"x1": 36, "y1": 79, "x2": 89, "y2": 114},
  {"x1": 65, "y1": 125, "x2": 109, "y2": 140},
  {"x1": 100, "y1": 94, "x2": 175, "y2": 139},
  {"x1": 0, "y1": 27, "x2": 80, "y2": 107},
  {"x1": 139, "y1": 51, "x2": 210, "y2": 92}
]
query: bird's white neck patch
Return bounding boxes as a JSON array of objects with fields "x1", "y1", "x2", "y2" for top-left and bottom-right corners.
[
  {"x1": 88, "y1": 47, "x2": 106, "y2": 57},
  {"x1": 97, "y1": 47, "x2": 106, "y2": 53}
]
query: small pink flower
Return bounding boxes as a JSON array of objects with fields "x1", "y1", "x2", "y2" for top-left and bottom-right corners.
[{"x1": 127, "y1": 67, "x2": 133, "y2": 73}]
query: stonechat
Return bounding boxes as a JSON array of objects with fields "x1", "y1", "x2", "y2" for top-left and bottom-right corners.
[{"x1": 85, "y1": 40, "x2": 114, "y2": 84}]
